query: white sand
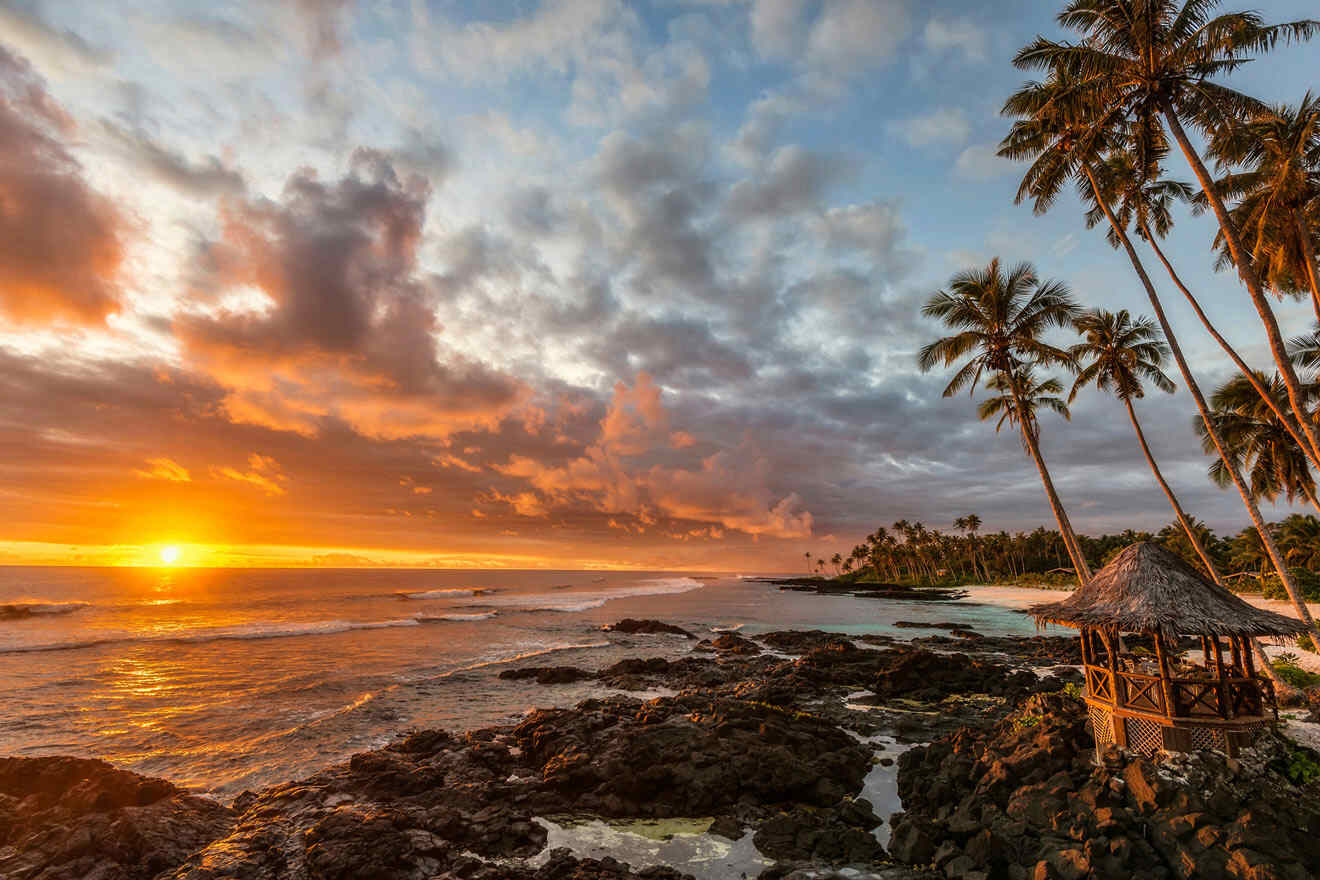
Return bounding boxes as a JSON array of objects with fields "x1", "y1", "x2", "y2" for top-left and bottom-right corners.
[
  {"x1": 967, "y1": 584, "x2": 1320, "y2": 747},
  {"x1": 963, "y1": 585, "x2": 1320, "y2": 672}
]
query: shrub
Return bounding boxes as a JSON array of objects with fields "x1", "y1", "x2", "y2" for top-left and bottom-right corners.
[
  {"x1": 1275, "y1": 741, "x2": 1320, "y2": 786},
  {"x1": 1272, "y1": 655, "x2": 1320, "y2": 689},
  {"x1": 1260, "y1": 568, "x2": 1320, "y2": 602}
]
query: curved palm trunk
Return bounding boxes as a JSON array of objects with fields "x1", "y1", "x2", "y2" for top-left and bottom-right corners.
[
  {"x1": 1122, "y1": 398, "x2": 1223, "y2": 584},
  {"x1": 1298, "y1": 216, "x2": 1320, "y2": 323},
  {"x1": 1143, "y1": 225, "x2": 1320, "y2": 474},
  {"x1": 1162, "y1": 105, "x2": 1320, "y2": 469},
  {"x1": 1083, "y1": 163, "x2": 1320, "y2": 647},
  {"x1": 1008, "y1": 383, "x2": 1093, "y2": 582},
  {"x1": 1252, "y1": 639, "x2": 1288, "y2": 691}
]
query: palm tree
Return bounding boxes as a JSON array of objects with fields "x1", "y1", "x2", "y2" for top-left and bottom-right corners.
[
  {"x1": 1069, "y1": 309, "x2": 1223, "y2": 581},
  {"x1": 918, "y1": 259, "x2": 1092, "y2": 580},
  {"x1": 1207, "y1": 93, "x2": 1320, "y2": 318},
  {"x1": 1016, "y1": 0, "x2": 1320, "y2": 471},
  {"x1": 956, "y1": 513, "x2": 986, "y2": 580},
  {"x1": 1084, "y1": 152, "x2": 1320, "y2": 474},
  {"x1": 1156, "y1": 517, "x2": 1222, "y2": 578},
  {"x1": 1277, "y1": 514, "x2": 1320, "y2": 571},
  {"x1": 1198, "y1": 372, "x2": 1320, "y2": 514},
  {"x1": 1000, "y1": 66, "x2": 1320, "y2": 646}
]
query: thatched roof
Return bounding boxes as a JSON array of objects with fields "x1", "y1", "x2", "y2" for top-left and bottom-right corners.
[{"x1": 1028, "y1": 542, "x2": 1310, "y2": 637}]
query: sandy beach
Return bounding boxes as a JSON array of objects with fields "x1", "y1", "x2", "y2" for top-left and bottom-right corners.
[{"x1": 963, "y1": 584, "x2": 1320, "y2": 670}]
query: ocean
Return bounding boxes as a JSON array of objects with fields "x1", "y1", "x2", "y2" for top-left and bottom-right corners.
[{"x1": 0, "y1": 567, "x2": 1041, "y2": 798}]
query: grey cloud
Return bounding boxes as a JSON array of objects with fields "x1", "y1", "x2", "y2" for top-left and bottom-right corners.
[
  {"x1": 725, "y1": 146, "x2": 857, "y2": 220},
  {"x1": 0, "y1": 1, "x2": 110, "y2": 73},
  {"x1": 0, "y1": 46, "x2": 123, "y2": 324},
  {"x1": 100, "y1": 121, "x2": 246, "y2": 196}
]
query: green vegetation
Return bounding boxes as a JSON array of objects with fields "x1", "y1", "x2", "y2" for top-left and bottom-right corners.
[
  {"x1": 811, "y1": 514, "x2": 1320, "y2": 599},
  {"x1": 1274, "y1": 740, "x2": 1320, "y2": 786},
  {"x1": 1272, "y1": 653, "x2": 1320, "y2": 689}
]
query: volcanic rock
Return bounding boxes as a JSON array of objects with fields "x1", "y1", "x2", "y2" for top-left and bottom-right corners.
[
  {"x1": 888, "y1": 692, "x2": 1320, "y2": 879},
  {"x1": 500, "y1": 666, "x2": 597, "y2": 684},
  {"x1": 604, "y1": 620, "x2": 694, "y2": 639},
  {"x1": 0, "y1": 756, "x2": 234, "y2": 880}
]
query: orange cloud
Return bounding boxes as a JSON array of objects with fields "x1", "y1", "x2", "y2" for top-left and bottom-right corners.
[
  {"x1": 492, "y1": 373, "x2": 814, "y2": 538},
  {"x1": 0, "y1": 47, "x2": 124, "y2": 325},
  {"x1": 134, "y1": 457, "x2": 191, "y2": 482},
  {"x1": 213, "y1": 453, "x2": 288, "y2": 496},
  {"x1": 176, "y1": 150, "x2": 527, "y2": 440}
]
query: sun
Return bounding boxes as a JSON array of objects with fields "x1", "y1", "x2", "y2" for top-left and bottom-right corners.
[{"x1": 159, "y1": 545, "x2": 181, "y2": 566}]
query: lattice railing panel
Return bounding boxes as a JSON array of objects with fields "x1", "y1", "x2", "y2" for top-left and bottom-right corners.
[
  {"x1": 1124, "y1": 716, "x2": 1163, "y2": 754},
  {"x1": 1089, "y1": 705, "x2": 1113, "y2": 748}
]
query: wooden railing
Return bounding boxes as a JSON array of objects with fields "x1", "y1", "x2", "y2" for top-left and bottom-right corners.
[{"x1": 1084, "y1": 664, "x2": 1272, "y2": 721}]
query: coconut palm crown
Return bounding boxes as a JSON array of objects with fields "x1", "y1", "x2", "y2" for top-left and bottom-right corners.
[
  {"x1": 917, "y1": 258, "x2": 1078, "y2": 397},
  {"x1": 1069, "y1": 309, "x2": 1176, "y2": 403}
]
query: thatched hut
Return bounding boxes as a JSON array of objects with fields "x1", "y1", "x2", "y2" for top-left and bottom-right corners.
[{"x1": 1029, "y1": 542, "x2": 1308, "y2": 757}]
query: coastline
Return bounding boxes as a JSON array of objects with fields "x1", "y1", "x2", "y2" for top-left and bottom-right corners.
[
  {"x1": 4, "y1": 604, "x2": 1320, "y2": 879},
  {"x1": 961, "y1": 584, "x2": 1320, "y2": 673}
]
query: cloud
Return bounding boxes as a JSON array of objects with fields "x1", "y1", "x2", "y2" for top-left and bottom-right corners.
[
  {"x1": 922, "y1": 18, "x2": 988, "y2": 61},
  {"x1": 954, "y1": 143, "x2": 1011, "y2": 181},
  {"x1": 492, "y1": 374, "x2": 814, "y2": 538},
  {"x1": 725, "y1": 145, "x2": 857, "y2": 220},
  {"x1": 213, "y1": 453, "x2": 287, "y2": 495},
  {"x1": 177, "y1": 148, "x2": 527, "y2": 439},
  {"x1": 294, "y1": 0, "x2": 352, "y2": 58},
  {"x1": 0, "y1": 47, "x2": 124, "y2": 324},
  {"x1": 889, "y1": 107, "x2": 971, "y2": 147},
  {"x1": 749, "y1": 0, "x2": 808, "y2": 60},
  {"x1": 805, "y1": 0, "x2": 910, "y2": 74},
  {"x1": 100, "y1": 121, "x2": 246, "y2": 196},
  {"x1": 135, "y1": 457, "x2": 191, "y2": 482},
  {"x1": 0, "y1": 3, "x2": 109, "y2": 75}
]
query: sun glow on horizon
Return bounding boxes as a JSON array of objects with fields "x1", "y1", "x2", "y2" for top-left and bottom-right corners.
[{"x1": 158, "y1": 545, "x2": 181, "y2": 566}]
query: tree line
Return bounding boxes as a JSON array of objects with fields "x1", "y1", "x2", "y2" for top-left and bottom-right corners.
[
  {"x1": 912, "y1": 1, "x2": 1320, "y2": 648},
  {"x1": 807, "y1": 514, "x2": 1320, "y2": 601}
]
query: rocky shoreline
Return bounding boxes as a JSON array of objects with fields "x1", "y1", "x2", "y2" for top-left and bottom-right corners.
[{"x1": 2, "y1": 619, "x2": 1316, "y2": 880}]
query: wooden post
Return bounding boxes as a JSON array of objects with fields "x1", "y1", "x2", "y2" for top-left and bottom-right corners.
[
  {"x1": 1080, "y1": 627, "x2": 1092, "y2": 666},
  {"x1": 1153, "y1": 629, "x2": 1176, "y2": 717},
  {"x1": 1211, "y1": 637, "x2": 1229, "y2": 719},
  {"x1": 1243, "y1": 638, "x2": 1256, "y2": 678},
  {"x1": 1229, "y1": 636, "x2": 1243, "y2": 676},
  {"x1": 1105, "y1": 628, "x2": 1123, "y2": 709},
  {"x1": 1200, "y1": 636, "x2": 1212, "y2": 670}
]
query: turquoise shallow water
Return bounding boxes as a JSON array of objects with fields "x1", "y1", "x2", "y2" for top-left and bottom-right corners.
[{"x1": 0, "y1": 567, "x2": 1045, "y2": 797}]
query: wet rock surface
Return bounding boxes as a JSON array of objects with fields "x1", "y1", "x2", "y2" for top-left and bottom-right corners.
[
  {"x1": 7, "y1": 619, "x2": 1316, "y2": 880},
  {"x1": 889, "y1": 692, "x2": 1320, "y2": 880},
  {"x1": 762, "y1": 579, "x2": 968, "y2": 602},
  {"x1": 0, "y1": 756, "x2": 235, "y2": 880},
  {"x1": 603, "y1": 619, "x2": 695, "y2": 639}
]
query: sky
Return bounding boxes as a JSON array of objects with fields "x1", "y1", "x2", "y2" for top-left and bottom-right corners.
[{"x1": 0, "y1": 0, "x2": 1317, "y2": 570}]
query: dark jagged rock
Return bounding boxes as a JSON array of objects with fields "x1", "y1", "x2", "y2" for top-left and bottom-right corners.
[
  {"x1": 0, "y1": 756, "x2": 234, "y2": 880},
  {"x1": 695, "y1": 633, "x2": 761, "y2": 655},
  {"x1": 889, "y1": 692, "x2": 1320, "y2": 880},
  {"x1": 752, "y1": 803, "x2": 887, "y2": 865},
  {"x1": 869, "y1": 648, "x2": 1052, "y2": 703},
  {"x1": 757, "y1": 630, "x2": 856, "y2": 654},
  {"x1": 21, "y1": 629, "x2": 1309, "y2": 880},
  {"x1": 909, "y1": 634, "x2": 1082, "y2": 666},
  {"x1": 500, "y1": 666, "x2": 597, "y2": 684},
  {"x1": 446, "y1": 848, "x2": 695, "y2": 879},
  {"x1": 604, "y1": 620, "x2": 694, "y2": 639},
  {"x1": 510, "y1": 694, "x2": 873, "y2": 818},
  {"x1": 760, "y1": 579, "x2": 967, "y2": 601},
  {"x1": 893, "y1": 621, "x2": 967, "y2": 630}
]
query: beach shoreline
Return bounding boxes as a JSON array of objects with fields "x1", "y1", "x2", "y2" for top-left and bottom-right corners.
[{"x1": 4, "y1": 606, "x2": 1320, "y2": 880}]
